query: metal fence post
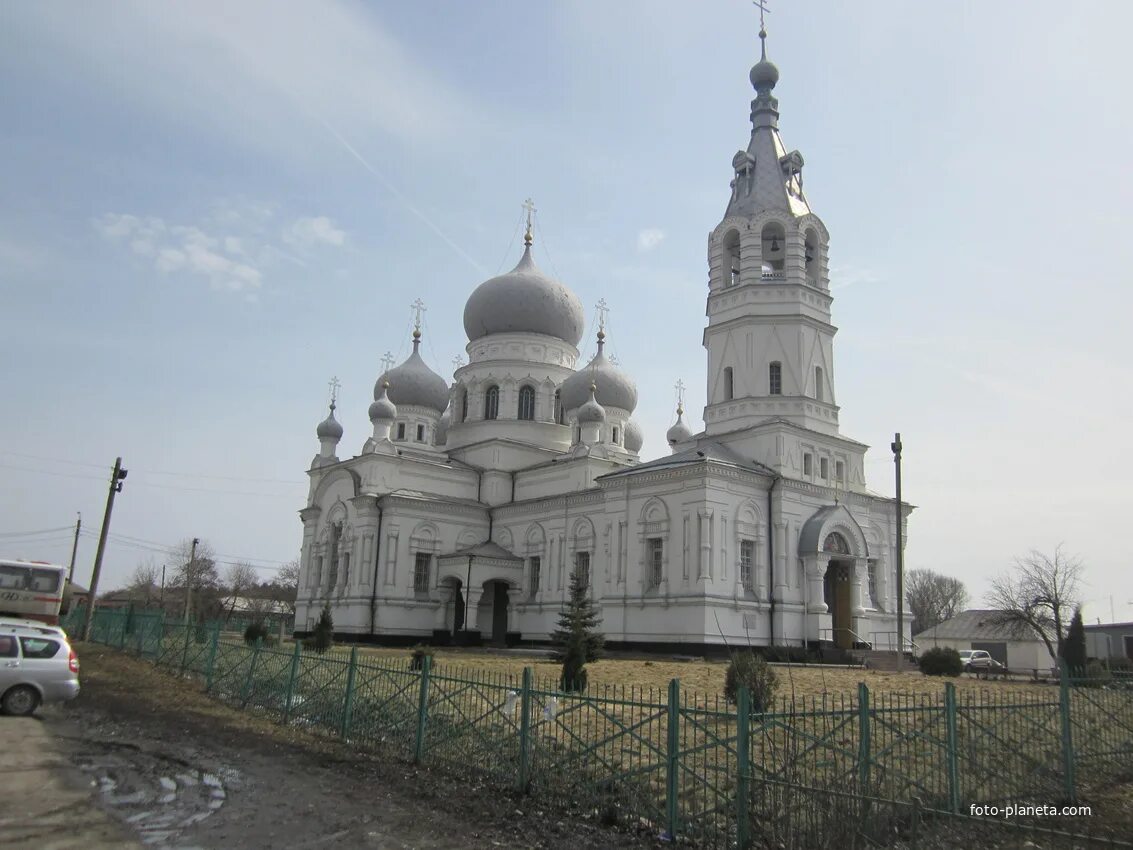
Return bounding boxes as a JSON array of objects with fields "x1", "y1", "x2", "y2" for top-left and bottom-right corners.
[
  {"x1": 340, "y1": 646, "x2": 359, "y2": 740},
  {"x1": 241, "y1": 637, "x2": 263, "y2": 708},
  {"x1": 1059, "y1": 666, "x2": 1077, "y2": 801},
  {"x1": 517, "y1": 667, "x2": 533, "y2": 792},
  {"x1": 155, "y1": 612, "x2": 165, "y2": 664},
  {"x1": 944, "y1": 682, "x2": 960, "y2": 813},
  {"x1": 666, "y1": 678, "x2": 681, "y2": 842},
  {"x1": 414, "y1": 654, "x2": 432, "y2": 764},
  {"x1": 858, "y1": 682, "x2": 872, "y2": 794},
  {"x1": 179, "y1": 622, "x2": 192, "y2": 674},
  {"x1": 204, "y1": 623, "x2": 221, "y2": 692},
  {"x1": 282, "y1": 641, "x2": 302, "y2": 725},
  {"x1": 736, "y1": 685, "x2": 751, "y2": 850}
]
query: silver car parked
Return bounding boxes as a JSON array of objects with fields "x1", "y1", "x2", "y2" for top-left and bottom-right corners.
[{"x1": 0, "y1": 624, "x2": 80, "y2": 715}]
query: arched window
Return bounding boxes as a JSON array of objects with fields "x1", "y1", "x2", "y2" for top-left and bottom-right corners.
[
  {"x1": 761, "y1": 222, "x2": 785, "y2": 276},
  {"x1": 769, "y1": 362, "x2": 782, "y2": 395},
  {"x1": 484, "y1": 385, "x2": 499, "y2": 420},
  {"x1": 804, "y1": 228, "x2": 819, "y2": 284},
  {"x1": 612, "y1": 426, "x2": 620, "y2": 444},
  {"x1": 815, "y1": 366, "x2": 824, "y2": 402},
  {"x1": 553, "y1": 389, "x2": 564, "y2": 424},
  {"x1": 723, "y1": 229, "x2": 741, "y2": 287},
  {"x1": 518, "y1": 385, "x2": 536, "y2": 420},
  {"x1": 724, "y1": 366, "x2": 734, "y2": 401},
  {"x1": 459, "y1": 388, "x2": 468, "y2": 423}
]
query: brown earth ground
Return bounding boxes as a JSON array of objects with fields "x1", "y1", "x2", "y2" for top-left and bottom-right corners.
[{"x1": 50, "y1": 645, "x2": 667, "y2": 849}]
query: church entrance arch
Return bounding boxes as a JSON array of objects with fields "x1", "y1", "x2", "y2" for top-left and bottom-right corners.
[
  {"x1": 483, "y1": 580, "x2": 511, "y2": 646},
  {"x1": 822, "y1": 532, "x2": 853, "y2": 649}
]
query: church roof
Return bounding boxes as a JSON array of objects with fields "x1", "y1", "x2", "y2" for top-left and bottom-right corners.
[{"x1": 598, "y1": 441, "x2": 776, "y2": 480}]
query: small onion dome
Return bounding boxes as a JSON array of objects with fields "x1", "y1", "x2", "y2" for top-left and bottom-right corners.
[
  {"x1": 375, "y1": 334, "x2": 449, "y2": 413},
  {"x1": 435, "y1": 408, "x2": 451, "y2": 444},
  {"x1": 624, "y1": 418, "x2": 644, "y2": 453},
  {"x1": 368, "y1": 380, "x2": 397, "y2": 422},
  {"x1": 462, "y1": 245, "x2": 586, "y2": 346},
  {"x1": 560, "y1": 332, "x2": 637, "y2": 413},
  {"x1": 666, "y1": 406, "x2": 692, "y2": 446},
  {"x1": 576, "y1": 383, "x2": 606, "y2": 424},
  {"x1": 316, "y1": 403, "x2": 343, "y2": 440},
  {"x1": 749, "y1": 29, "x2": 779, "y2": 91}
]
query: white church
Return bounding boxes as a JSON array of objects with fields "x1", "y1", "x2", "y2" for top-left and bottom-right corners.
[{"x1": 294, "y1": 28, "x2": 911, "y2": 654}]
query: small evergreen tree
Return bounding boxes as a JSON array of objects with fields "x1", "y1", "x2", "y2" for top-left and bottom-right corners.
[
  {"x1": 919, "y1": 646, "x2": 963, "y2": 677},
  {"x1": 552, "y1": 568, "x2": 604, "y2": 692},
  {"x1": 724, "y1": 652, "x2": 778, "y2": 709},
  {"x1": 1063, "y1": 607, "x2": 1087, "y2": 675},
  {"x1": 312, "y1": 603, "x2": 334, "y2": 654}
]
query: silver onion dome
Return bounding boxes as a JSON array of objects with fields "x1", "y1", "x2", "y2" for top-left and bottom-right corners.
[
  {"x1": 375, "y1": 334, "x2": 449, "y2": 414},
  {"x1": 560, "y1": 332, "x2": 637, "y2": 413}
]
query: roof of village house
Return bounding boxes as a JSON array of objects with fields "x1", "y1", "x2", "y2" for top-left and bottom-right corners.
[
  {"x1": 1084, "y1": 621, "x2": 1133, "y2": 631},
  {"x1": 914, "y1": 609, "x2": 1037, "y2": 642}
]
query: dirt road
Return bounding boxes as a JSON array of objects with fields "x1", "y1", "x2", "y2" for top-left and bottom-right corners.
[{"x1": 30, "y1": 646, "x2": 661, "y2": 849}]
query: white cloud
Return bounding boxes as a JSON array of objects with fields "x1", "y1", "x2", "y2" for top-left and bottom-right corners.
[
  {"x1": 283, "y1": 216, "x2": 346, "y2": 248},
  {"x1": 95, "y1": 204, "x2": 274, "y2": 293},
  {"x1": 637, "y1": 228, "x2": 665, "y2": 252}
]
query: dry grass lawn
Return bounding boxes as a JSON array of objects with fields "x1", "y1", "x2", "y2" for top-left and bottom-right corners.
[{"x1": 307, "y1": 643, "x2": 1058, "y2": 704}]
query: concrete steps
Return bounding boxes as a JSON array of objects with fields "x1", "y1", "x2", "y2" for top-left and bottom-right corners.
[{"x1": 854, "y1": 649, "x2": 917, "y2": 672}]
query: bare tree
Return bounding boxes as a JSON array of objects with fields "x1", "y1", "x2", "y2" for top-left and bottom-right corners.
[
  {"x1": 986, "y1": 545, "x2": 1083, "y2": 663},
  {"x1": 127, "y1": 559, "x2": 161, "y2": 607},
  {"x1": 906, "y1": 569, "x2": 969, "y2": 634},
  {"x1": 170, "y1": 538, "x2": 221, "y2": 620},
  {"x1": 223, "y1": 561, "x2": 259, "y2": 622},
  {"x1": 272, "y1": 558, "x2": 300, "y2": 616}
]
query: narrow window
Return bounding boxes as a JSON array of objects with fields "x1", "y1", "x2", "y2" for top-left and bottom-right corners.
[
  {"x1": 769, "y1": 362, "x2": 782, "y2": 395},
  {"x1": 413, "y1": 553, "x2": 431, "y2": 593},
  {"x1": 739, "y1": 540, "x2": 755, "y2": 589},
  {"x1": 835, "y1": 461, "x2": 845, "y2": 482},
  {"x1": 648, "y1": 538, "x2": 664, "y2": 588},
  {"x1": 575, "y1": 426, "x2": 581, "y2": 443},
  {"x1": 820, "y1": 457, "x2": 829, "y2": 479},
  {"x1": 416, "y1": 423, "x2": 425, "y2": 442},
  {"x1": 803, "y1": 453, "x2": 813, "y2": 476},
  {"x1": 868, "y1": 561, "x2": 879, "y2": 609},
  {"x1": 574, "y1": 552, "x2": 590, "y2": 588},
  {"x1": 815, "y1": 367, "x2": 824, "y2": 402},
  {"x1": 529, "y1": 556, "x2": 541, "y2": 595},
  {"x1": 612, "y1": 426, "x2": 619, "y2": 445},
  {"x1": 484, "y1": 385, "x2": 499, "y2": 420},
  {"x1": 554, "y1": 389, "x2": 564, "y2": 424},
  {"x1": 723, "y1": 230, "x2": 741, "y2": 288},
  {"x1": 724, "y1": 366, "x2": 734, "y2": 401},
  {"x1": 518, "y1": 385, "x2": 536, "y2": 421},
  {"x1": 396, "y1": 423, "x2": 406, "y2": 441},
  {"x1": 460, "y1": 389, "x2": 468, "y2": 423}
]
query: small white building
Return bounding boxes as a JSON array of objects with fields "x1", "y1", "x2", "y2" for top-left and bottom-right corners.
[
  {"x1": 294, "y1": 27, "x2": 912, "y2": 653},
  {"x1": 914, "y1": 610, "x2": 1052, "y2": 673},
  {"x1": 1084, "y1": 622, "x2": 1133, "y2": 663}
]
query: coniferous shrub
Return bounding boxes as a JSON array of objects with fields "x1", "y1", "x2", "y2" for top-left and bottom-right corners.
[
  {"x1": 724, "y1": 651, "x2": 778, "y2": 709},
  {"x1": 1063, "y1": 607, "x2": 1087, "y2": 675},
  {"x1": 552, "y1": 568, "x2": 604, "y2": 692},
  {"x1": 312, "y1": 603, "x2": 334, "y2": 654},
  {"x1": 244, "y1": 621, "x2": 269, "y2": 645},
  {"x1": 919, "y1": 646, "x2": 963, "y2": 676}
]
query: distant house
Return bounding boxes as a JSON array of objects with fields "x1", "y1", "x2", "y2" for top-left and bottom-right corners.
[
  {"x1": 914, "y1": 609, "x2": 1051, "y2": 673},
  {"x1": 1084, "y1": 622, "x2": 1133, "y2": 663}
]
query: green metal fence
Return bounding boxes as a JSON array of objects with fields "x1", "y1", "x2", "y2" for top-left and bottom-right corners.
[{"x1": 66, "y1": 609, "x2": 1133, "y2": 849}]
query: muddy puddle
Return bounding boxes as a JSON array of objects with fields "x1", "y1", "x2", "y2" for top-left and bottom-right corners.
[{"x1": 74, "y1": 739, "x2": 241, "y2": 849}]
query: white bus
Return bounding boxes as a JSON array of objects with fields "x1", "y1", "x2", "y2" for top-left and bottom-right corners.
[{"x1": 0, "y1": 559, "x2": 68, "y2": 625}]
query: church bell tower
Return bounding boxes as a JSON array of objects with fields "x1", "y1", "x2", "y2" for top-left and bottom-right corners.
[{"x1": 702, "y1": 26, "x2": 841, "y2": 440}]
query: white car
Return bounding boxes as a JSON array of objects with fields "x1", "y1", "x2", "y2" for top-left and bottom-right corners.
[
  {"x1": 957, "y1": 649, "x2": 1007, "y2": 674},
  {"x1": 0, "y1": 622, "x2": 81, "y2": 715}
]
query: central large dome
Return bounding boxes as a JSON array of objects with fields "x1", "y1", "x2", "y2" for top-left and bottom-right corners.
[{"x1": 463, "y1": 246, "x2": 585, "y2": 346}]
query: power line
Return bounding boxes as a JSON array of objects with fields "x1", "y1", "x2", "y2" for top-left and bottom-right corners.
[
  {"x1": 0, "y1": 526, "x2": 76, "y2": 538},
  {"x1": 0, "y1": 463, "x2": 107, "y2": 482},
  {"x1": 0, "y1": 451, "x2": 109, "y2": 470}
]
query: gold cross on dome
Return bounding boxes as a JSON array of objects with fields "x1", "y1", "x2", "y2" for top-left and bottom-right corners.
[
  {"x1": 327, "y1": 376, "x2": 341, "y2": 406},
  {"x1": 380, "y1": 351, "x2": 395, "y2": 372},
  {"x1": 754, "y1": 0, "x2": 770, "y2": 30},
  {"x1": 410, "y1": 298, "x2": 426, "y2": 333},
  {"x1": 452, "y1": 355, "x2": 464, "y2": 370},
  {"x1": 675, "y1": 379, "x2": 686, "y2": 407},
  {"x1": 596, "y1": 298, "x2": 610, "y2": 334},
  {"x1": 522, "y1": 197, "x2": 536, "y2": 246}
]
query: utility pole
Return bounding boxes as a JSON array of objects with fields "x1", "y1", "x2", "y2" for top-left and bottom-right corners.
[
  {"x1": 67, "y1": 512, "x2": 81, "y2": 583},
  {"x1": 891, "y1": 433, "x2": 904, "y2": 671},
  {"x1": 160, "y1": 564, "x2": 166, "y2": 609},
  {"x1": 80, "y1": 458, "x2": 128, "y2": 641},
  {"x1": 183, "y1": 538, "x2": 199, "y2": 624}
]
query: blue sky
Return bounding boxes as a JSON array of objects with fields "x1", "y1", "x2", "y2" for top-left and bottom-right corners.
[{"x1": 2, "y1": 1, "x2": 1131, "y2": 622}]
